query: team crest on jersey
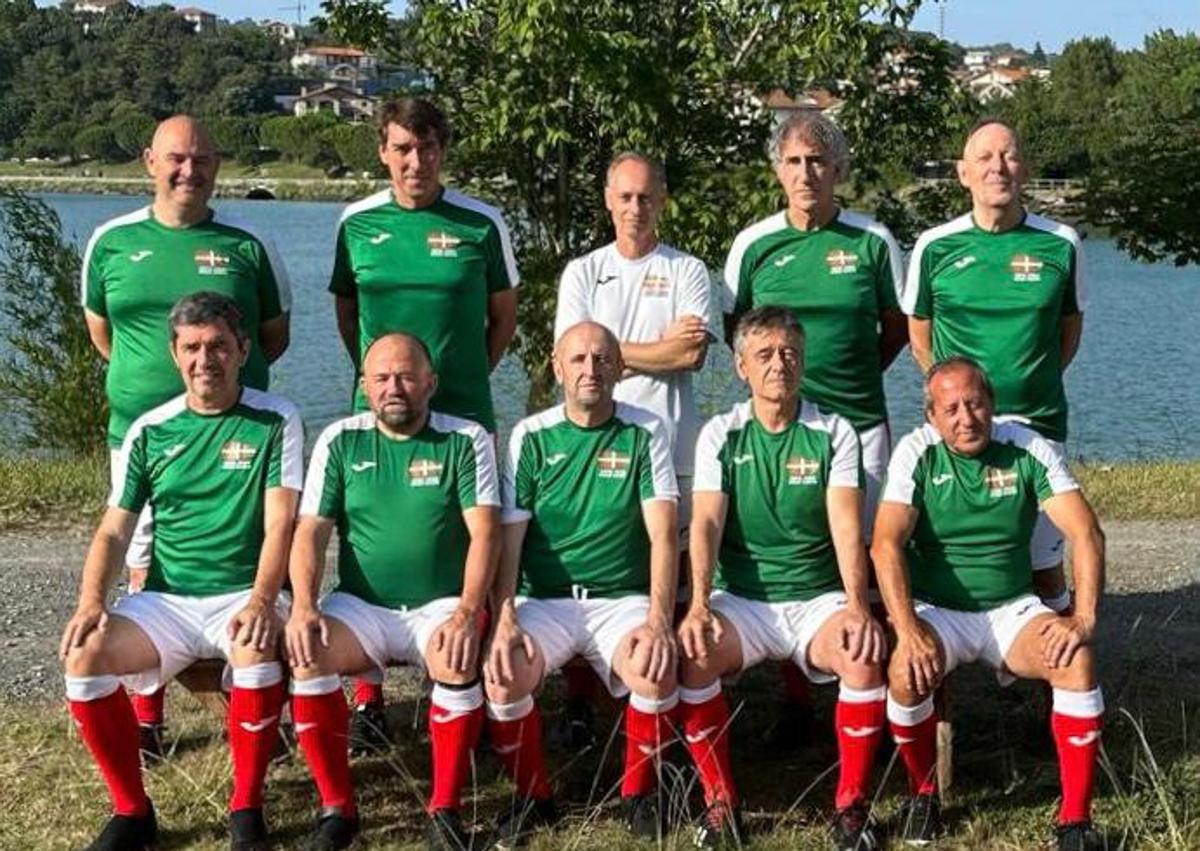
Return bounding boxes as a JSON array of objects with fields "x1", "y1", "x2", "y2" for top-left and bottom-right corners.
[
  {"x1": 596, "y1": 450, "x2": 631, "y2": 480},
  {"x1": 825, "y1": 249, "x2": 858, "y2": 275},
  {"x1": 984, "y1": 466, "x2": 1018, "y2": 498},
  {"x1": 427, "y1": 231, "x2": 462, "y2": 258},
  {"x1": 408, "y1": 458, "x2": 444, "y2": 487},
  {"x1": 785, "y1": 455, "x2": 820, "y2": 485},
  {"x1": 1009, "y1": 254, "x2": 1044, "y2": 282},
  {"x1": 220, "y1": 440, "x2": 257, "y2": 470},
  {"x1": 640, "y1": 274, "x2": 671, "y2": 297},
  {"x1": 194, "y1": 249, "x2": 231, "y2": 275}
]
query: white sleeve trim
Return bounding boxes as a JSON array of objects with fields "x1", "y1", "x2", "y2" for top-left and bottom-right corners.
[
  {"x1": 337, "y1": 189, "x2": 393, "y2": 225},
  {"x1": 839, "y1": 209, "x2": 904, "y2": 307},
  {"x1": 501, "y1": 418, "x2": 533, "y2": 524},
  {"x1": 431, "y1": 411, "x2": 501, "y2": 507},
  {"x1": 882, "y1": 424, "x2": 942, "y2": 505},
  {"x1": 692, "y1": 402, "x2": 749, "y2": 493},
  {"x1": 901, "y1": 213, "x2": 973, "y2": 315},
  {"x1": 722, "y1": 212, "x2": 786, "y2": 314},
  {"x1": 443, "y1": 188, "x2": 520, "y2": 287},
  {"x1": 240, "y1": 388, "x2": 305, "y2": 490},
  {"x1": 993, "y1": 421, "x2": 1079, "y2": 495},
  {"x1": 299, "y1": 413, "x2": 374, "y2": 516},
  {"x1": 616, "y1": 403, "x2": 679, "y2": 502},
  {"x1": 80, "y1": 206, "x2": 151, "y2": 308},
  {"x1": 1025, "y1": 212, "x2": 1086, "y2": 313},
  {"x1": 108, "y1": 394, "x2": 188, "y2": 506},
  {"x1": 213, "y1": 211, "x2": 294, "y2": 313},
  {"x1": 800, "y1": 402, "x2": 862, "y2": 488}
]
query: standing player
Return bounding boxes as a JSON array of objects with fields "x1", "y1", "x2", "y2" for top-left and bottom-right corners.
[
  {"x1": 284, "y1": 332, "x2": 500, "y2": 851},
  {"x1": 60, "y1": 292, "x2": 302, "y2": 851},
  {"x1": 873, "y1": 358, "x2": 1105, "y2": 850},
  {"x1": 677, "y1": 308, "x2": 887, "y2": 850},
  {"x1": 483, "y1": 322, "x2": 680, "y2": 844},
  {"x1": 81, "y1": 115, "x2": 292, "y2": 750},
  {"x1": 553, "y1": 151, "x2": 711, "y2": 740},
  {"x1": 903, "y1": 117, "x2": 1086, "y2": 613},
  {"x1": 330, "y1": 97, "x2": 518, "y2": 732},
  {"x1": 723, "y1": 111, "x2": 906, "y2": 744}
]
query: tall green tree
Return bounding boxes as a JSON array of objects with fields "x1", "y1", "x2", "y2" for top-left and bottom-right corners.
[{"x1": 320, "y1": 0, "x2": 953, "y2": 405}]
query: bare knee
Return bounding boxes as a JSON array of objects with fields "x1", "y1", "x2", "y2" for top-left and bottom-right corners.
[
  {"x1": 64, "y1": 632, "x2": 114, "y2": 677},
  {"x1": 1046, "y1": 645, "x2": 1097, "y2": 691},
  {"x1": 680, "y1": 655, "x2": 722, "y2": 690},
  {"x1": 837, "y1": 657, "x2": 885, "y2": 691},
  {"x1": 228, "y1": 643, "x2": 279, "y2": 669}
]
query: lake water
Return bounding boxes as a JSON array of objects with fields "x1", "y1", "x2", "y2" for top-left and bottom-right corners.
[{"x1": 23, "y1": 192, "x2": 1200, "y2": 461}]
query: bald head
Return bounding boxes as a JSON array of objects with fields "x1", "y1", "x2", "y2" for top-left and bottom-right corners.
[
  {"x1": 144, "y1": 115, "x2": 220, "y2": 220},
  {"x1": 361, "y1": 332, "x2": 437, "y2": 433},
  {"x1": 554, "y1": 321, "x2": 622, "y2": 412}
]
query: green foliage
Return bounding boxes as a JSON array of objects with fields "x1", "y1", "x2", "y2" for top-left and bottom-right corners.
[
  {"x1": 0, "y1": 190, "x2": 107, "y2": 454},
  {"x1": 72, "y1": 125, "x2": 123, "y2": 162},
  {"x1": 109, "y1": 101, "x2": 157, "y2": 158},
  {"x1": 261, "y1": 113, "x2": 342, "y2": 168},
  {"x1": 322, "y1": 122, "x2": 384, "y2": 176},
  {"x1": 323, "y1": 0, "x2": 961, "y2": 408}
]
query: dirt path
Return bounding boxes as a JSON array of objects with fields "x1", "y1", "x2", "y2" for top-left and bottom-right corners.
[{"x1": 3, "y1": 519, "x2": 1196, "y2": 701}]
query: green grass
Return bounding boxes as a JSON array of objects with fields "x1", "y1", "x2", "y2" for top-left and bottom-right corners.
[
  {"x1": 0, "y1": 158, "x2": 343, "y2": 180},
  {"x1": 1073, "y1": 461, "x2": 1200, "y2": 520},
  {"x1": 8, "y1": 638, "x2": 1200, "y2": 851},
  {"x1": 0, "y1": 452, "x2": 107, "y2": 530}
]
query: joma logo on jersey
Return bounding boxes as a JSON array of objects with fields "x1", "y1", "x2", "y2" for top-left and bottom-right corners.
[
  {"x1": 427, "y1": 231, "x2": 462, "y2": 258},
  {"x1": 1010, "y1": 254, "x2": 1044, "y2": 282},
  {"x1": 408, "y1": 458, "x2": 444, "y2": 487},
  {"x1": 984, "y1": 466, "x2": 1018, "y2": 498},
  {"x1": 194, "y1": 249, "x2": 231, "y2": 275},
  {"x1": 220, "y1": 440, "x2": 257, "y2": 470},
  {"x1": 785, "y1": 455, "x2": 820, "y2": 485},
  {"x1": 825, "y1": 249, "x2": 858, "y2": 275},
  {"x1": 596, "y1": 450, "x2": 631, "y2": 480},
  {"x1": 640, "y1": 274, "x2": 671, "y2": 297}
]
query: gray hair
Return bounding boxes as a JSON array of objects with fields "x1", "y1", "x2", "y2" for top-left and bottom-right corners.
[
  {"x1": 924, "y1": 356, "x2": 996, "y2": 413},
  {"x1": 732, "y1": 306, "x2": 805, "y2": 356},
  {"x1": 605, "y1": 151, "x2": 667, "y2": 194},
  {"x1": 767, "y1": 111, "x2": 851, "y2": 181},
  {"x1": 168, "y1": 291, "x2": 247, "y2": 343}
]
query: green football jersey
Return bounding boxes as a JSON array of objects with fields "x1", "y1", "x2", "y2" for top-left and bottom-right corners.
[
  {"x1": 502, "y1": 403, "x2": 678, "y2": 599},
  {"x1": 113, "y1": 388, "x2": 304, "y2": 597},
  {"x1": 723, "y1": 209, "x2": 903, "y2": 429},
  {"x1": 902, "y1": 212, "x2": 1085, "y2": 442},
  {"x1": 694, "y1": 400, "x2": 863, "y2": 602},
  {"x1": 328, "y1": 187, "x2": 520, "y2": 432},
  {"x1": 301, "y1": 410, "x2": 499, "y2": 609},
  {"x1": 882, "y1": 420, "x2": 1079, "y2": 611},
  {"x1": 82, "y1": 207, "x2": 291, "y2": 447}
]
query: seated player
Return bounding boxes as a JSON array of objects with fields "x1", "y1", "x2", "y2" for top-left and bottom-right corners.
[
  {"x1": 677, "y1": 307, "x2": 888, "y2": 850},
  {"x1": 483, "y1": 321, "x2": 680, "y2": 845},
  {"x1": 872, "y1": 357, "x2": 1106, "y2": 850},
  {"x1": 284, "y1": 332, "x2": 501, "y2": 851},
  {"x1": 59, "y1": 292, "x2": 303, "y2": 851}
]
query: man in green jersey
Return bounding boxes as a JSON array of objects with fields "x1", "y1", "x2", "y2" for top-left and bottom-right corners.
[
  {"x1": 60, "y1": 292, "x2": 303, "y2": 851},
  {"x1": 330, "y1": 96, "x2": 518, "y2": 733},
  {"x1": 903, "y1": 117, "x2": 1086, "y2": 614},
  {"x1": 873, "y1": 358, "x2": 1105, "y2": 850},
  {"x1": 284, "y1": 332, "x2": 500, "y2": 851},
  {"x1": 330, "y1": 97, "x2": 519, "y2": 431},
  {"x1": 81, "y1": 116, "x2": 292, "y2": 750},
  {"x1": 723, "y1": 112, "x2": 906, "y2": 742},
  {"x1": 676, "y1": 307, "x2": 887, "y2": 851},
  {"x1": 483, "y1": 321, "x2": 680, "y2": 844}
]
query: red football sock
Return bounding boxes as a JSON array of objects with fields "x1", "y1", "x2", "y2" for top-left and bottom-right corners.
[
  {"x1": 228, "y1": 667, "x2": 285, "y2": 811},
  {"x1": 679, "y1": 684, "x2": 737, "y2": 806},
  {"x1": 131, "y1": 686, "x2": 166, "y2": 726},
  {"x1": 621, "y1": 694, "x2": 678, "y2": 798},
  {"x1": 487, "y1": 696, "x2": 552, "y2": 800},
  {"x1": 887, "y1": 695, "x2": 938, "y2": 796},
  {"x1": 293, "y1": 678, "x2": 355, "y2": 815},
  {"x1": 564, "y1": 664, "x2": 597, "y2": 702},
  {"x1": 352, "y1": 675, "x2": 384, "y2": 708},
  {"x1": 67, "y1": 681, "x2": 149, "y2": 816},
  {"x1": 781, "y1": 661, "x2": 811, "y2": 704},
  {"x1": 834, "y1": 685, "x2": 887, "y2": 810},
  {"x1": 428, "y1": 683, "x2": 485, "y2": 812},
  {"x1": 1051, "y1": 688, "x2": 1104, "y2": 825}
]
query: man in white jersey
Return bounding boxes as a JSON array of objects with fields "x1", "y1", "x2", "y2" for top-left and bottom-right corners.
[{"x1": 553, "y1": 151, "x2": 711, "y2": 740}]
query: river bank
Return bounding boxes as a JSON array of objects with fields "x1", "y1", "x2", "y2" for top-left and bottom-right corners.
[{"x1": 0, "y1": 173, "x2": 385, "y2": 202}]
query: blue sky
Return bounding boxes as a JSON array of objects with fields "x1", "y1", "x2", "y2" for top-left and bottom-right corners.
[{"x1": 39, "y1": 1, "x2": 1198, "y2": 53}]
